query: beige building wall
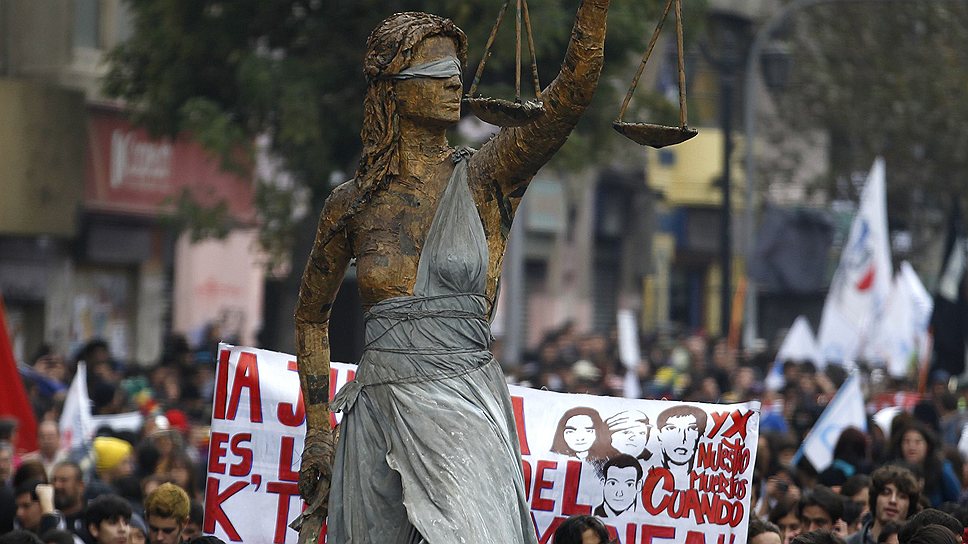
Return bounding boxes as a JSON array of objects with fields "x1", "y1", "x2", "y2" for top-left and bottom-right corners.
[{"x1": 172, "y1": 230, "x2": 266, "y2": 347}]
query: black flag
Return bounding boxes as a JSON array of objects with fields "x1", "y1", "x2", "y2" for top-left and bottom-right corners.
[{"x1": 930, "y1": 201, "x2": 968, "y2": 376}]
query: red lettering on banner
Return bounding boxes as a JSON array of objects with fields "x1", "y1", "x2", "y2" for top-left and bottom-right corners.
[
  {"x1": 533, "y1": 515, "x2": 565, "y2": 544},
  {"x1": 277, "y1": 436, "x2": 300, "y2": 482},
  {"x1": 685, "y1": 531, "x2": 707, "y2": 544},
  {"x1": 203, "y1": 477, "x2": 247, "y2": 540},
  {"x1": 213, "y1": 350, "x2": 231, "y2": 419},
  {"x1": 643, "y1": 468, "x2": 745, "y2": 527},
  {"x1": 228, "y1": 433, "x2": 253, "y2": 477},
  {"x1": 266, "y1": 481, "x2": 300, "y2": 544},
  {"x1": 690, "y1": 470, "x2": 749, "y2": 500},
  {"x1": 278, "y1": 360, "x2": 306, "y2": 427},
  {"x1": 721, "y1": 410, "x2": 753, "y2": 440},
  {"x1": 532, "y1": 460, "x2": 558, "y2": 512},
  {"x1": 640, "y1": 524, "x2": 676, "y2": 543},
  {"x1": 624, "y1": 523, "x2": 637, "y2": 544},
  {"x1": 522, "y1": 460, "x2": 532, "y2": 501},
  {"x1": 561, "y1": 460, "x2": 591, "y2": 516},
  {"x1": 642, "y1": 468, "x2": 675, "y2": 515},
  {"x1": 708, "y1": 411, "x2": 730, "y2": 437},
  {"x1": 208, "y1": 432, "x2": 229, "y2": 474},
  {"x1": 226, "y1": 352, "x2": 263, "y2": 423},
  {"x1": 511, "y1": 396, "x2": 530, "y2": 455}
]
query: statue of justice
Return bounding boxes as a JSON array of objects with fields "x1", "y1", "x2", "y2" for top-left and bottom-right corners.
[{"x1": 292, "y1": 0, "x2": 694, "y2": 540}]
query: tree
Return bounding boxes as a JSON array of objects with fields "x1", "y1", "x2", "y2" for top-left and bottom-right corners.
[
  {"x1": 106, "y1": 0, "x2": 702, "y2": 251},
  {"x1": 105, "y1": 0, "x2": 703, "y2": 348},
  {"x1": 766, "y1": 1, "x2": 968, "y2": 269}
]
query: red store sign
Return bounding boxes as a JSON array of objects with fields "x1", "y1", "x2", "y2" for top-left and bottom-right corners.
[{"x1": 85, "y1": 107, "x2": 256, "y2": 221}]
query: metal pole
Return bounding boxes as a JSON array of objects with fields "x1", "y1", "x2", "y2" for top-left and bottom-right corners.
[{"x1": 721, "y1": 76, "x2": 734, "y2": 338}]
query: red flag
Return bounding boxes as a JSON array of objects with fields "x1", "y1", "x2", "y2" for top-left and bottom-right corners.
[{"x1": 0, "y1": 293, "x2": 37, "y2": 453}]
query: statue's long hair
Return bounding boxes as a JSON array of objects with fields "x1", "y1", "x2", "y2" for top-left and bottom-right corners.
[
  {"x1": 315, "y1": 13, "x2": 466, "y2": 251},
  {"x1": 355, "y1": 12, "x2": 467, "y2": 195}
]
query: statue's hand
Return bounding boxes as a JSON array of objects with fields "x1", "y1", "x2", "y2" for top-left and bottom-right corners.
[{"x1": 299, "y1": 426, "x2": 336, "y2": 502}]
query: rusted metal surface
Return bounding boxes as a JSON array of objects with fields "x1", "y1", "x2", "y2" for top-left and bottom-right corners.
[{"x1": 294, "y1": 1, "x2": 610, "y2": 540}]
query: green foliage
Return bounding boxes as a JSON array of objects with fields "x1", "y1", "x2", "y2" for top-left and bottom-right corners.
[
  {"x1": 772, "y1": 2, "x2": 968, "y2": 229},
  {"x1": 106, "y1": 0, "x2": 698, "y2": 255}
]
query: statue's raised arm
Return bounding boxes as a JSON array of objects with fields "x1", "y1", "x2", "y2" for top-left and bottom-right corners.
[{"x1": 470, "y1": 0, "x2": 611, "y2": 197}]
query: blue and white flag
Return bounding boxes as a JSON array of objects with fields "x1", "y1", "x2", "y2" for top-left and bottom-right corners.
[
  {"x1": 817, "y1": 158, "x2": 893, "y2": 365},
  {"x1": 794, "y1": 373, "x2": 867, "y2": 471}
]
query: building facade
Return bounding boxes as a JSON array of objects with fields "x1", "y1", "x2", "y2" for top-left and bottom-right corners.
[{"x1": 0, "y1": 0, "x2": 262, "y2": 365}]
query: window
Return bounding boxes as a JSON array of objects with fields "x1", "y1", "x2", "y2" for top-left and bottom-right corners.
[{"x1": 74, "y1": 0, "x2": 100, "y2": 49}]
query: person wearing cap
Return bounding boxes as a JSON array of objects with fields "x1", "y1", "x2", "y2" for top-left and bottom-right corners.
[
  {"x1": 93, "y1": 437, "x2": 135, "y2": 489},
  {"x1": 144, "y1": 483, "x2": 189, "y2": 544},
  {"x1": 127, "y1": 513, "x2": 147, "y2": 544},
  {"x1": 605, "y1": 410, "x2": 653, "y2": 467}
]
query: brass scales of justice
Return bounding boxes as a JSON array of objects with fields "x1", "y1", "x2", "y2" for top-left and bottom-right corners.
[{"x1": 464, "y1": 0, "x2": 698, "y2": 148}]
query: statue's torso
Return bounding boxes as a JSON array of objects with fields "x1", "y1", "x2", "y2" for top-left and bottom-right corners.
[{"x1": 345, "y1": 156, "x2": 508, "y2": 310}]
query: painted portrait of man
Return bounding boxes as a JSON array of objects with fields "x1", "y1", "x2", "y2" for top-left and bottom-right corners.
[
  {"x1": 655, "y1": 405, "x2": 707, "y2": 473},
  {"x1": 593, "y1": 454, "x2": 644, "y2": 518}
]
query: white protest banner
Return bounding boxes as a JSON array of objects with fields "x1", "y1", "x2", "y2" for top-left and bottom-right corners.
[
  {"x1": 204, "y1": 344, "x2": 356, "y2": 544},
  {"x1": 60, "y1": 361, "x2": 93, "y2": 451},
  {"x1": 90, "y1": 411, "x2": 145, "y2": 434},
  {"x1": 206, "y1": 344, "x2": 760, "y2": 544}
]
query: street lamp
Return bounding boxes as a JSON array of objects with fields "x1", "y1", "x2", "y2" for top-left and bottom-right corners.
[{"x1": 702, "y1": 9, "x2": 752, "y2": 337}]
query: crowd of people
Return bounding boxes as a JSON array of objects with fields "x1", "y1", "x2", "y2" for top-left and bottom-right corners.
[
  {"x1": 511, "y1": 322, "x2": 968, "y2": 544},
  {"x1": 3, "y1": 323, "x2": 968, "y2": 544},
  {"x1": 1, "y1": 335, "x2": 226, "y2": 544}
]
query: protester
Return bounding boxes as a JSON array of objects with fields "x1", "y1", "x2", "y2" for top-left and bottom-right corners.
[
  {"x1": 874, "y1": 522, "x2": 899, "y2": 544},
  {"x1": 0, "y1": 530, "x2": 43, "y2": 544},
  {"x1": 793, "y1": 530, "x2": 847, "y2": 544},
  {"x1": 750, "y1": 519, "x2": 784, "y2": 544},
  {"x1": 20, "y1": 424, "x2": 64, "y2": 480},
  {"x1": 13, "y1": 482, "x2": 63, "y2": 536},
  {"x1": 903, "y1": 525, "x2": 960, "y2": 544},
  {"x1": 888, "y1": 421, "x2": 960, "y2": 507},
  {"x1": 49, "y1": 463, "x2": 83, "y2": 535},
  {"x1": 846, "y1": 465, "x2": 920, "y2": 544},
  {"x1": 799, "y1": 486, "x2": 846, "y2": 534},
  {"x1": 552, "y1": 515, "x2": 611, "y2": 544},
  {"x1": 92, "y1": 438, "x2": 135, "y2": 493},
  {"x1": 896, "y1": 510, "x2": 964, "y2": 543},
  {"x1": 143, "y1": 484, "x2": 188, "y2": 544},
  {"x1": 772, "y1": 497, "x2": 805, "y2": 544},
  {"x1": 84, "y1": 495, "x2": 131, "y2": 544}
]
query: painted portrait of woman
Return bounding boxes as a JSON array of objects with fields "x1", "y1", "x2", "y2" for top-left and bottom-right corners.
[{"x1": 550, "y1": 406, "x2": 619, "y2": 466}]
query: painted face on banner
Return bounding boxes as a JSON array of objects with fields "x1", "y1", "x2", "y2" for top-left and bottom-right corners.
[
  {"x1": 603, "y1": 465, "x2": 640, "y2": 514},
  {"x1": 610, "y1": 422, "x2": 649, "y2": 457},
  {"x1": 563, "y1": 415, "x2": 596, "y2": 453},
  {"x1": 659, "y1": 414, "x2": 700, "y2": 466}
]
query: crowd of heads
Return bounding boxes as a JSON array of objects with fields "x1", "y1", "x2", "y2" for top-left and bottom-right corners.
[
  {"x1": 521, "y1": 323, "x2": 968, "y2": 544},
  {"x1": 7, "y1": 321, "x2": 968, "y2": 544},
  {"x1": 1, "y1": 333, "x2": 227, "y2": 544}
]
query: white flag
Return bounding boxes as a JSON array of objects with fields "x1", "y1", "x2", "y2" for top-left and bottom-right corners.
[
  {"x1": 777, "y1": 316, "x2": 823, "y2": 367},
  {"x1": 865, "y1": 262, "x2": 933, "y2": 377},
  {"x1": 795, "y1": 373, "x2": 867, "y2": 471},
  {"x1": 59, "y1": 361, "x2": 93, "y2": 450},
  {"x1": 817, "y1": 158, "x2": 893, "y2": 365}
]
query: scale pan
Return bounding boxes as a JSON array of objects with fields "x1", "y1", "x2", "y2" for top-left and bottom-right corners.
[
  {"x1": 464, "y1": 97, "x2": 544, "y2": 127},
  {"x1": 612, "y1": 122, "x2": 697, "y2": 148}
]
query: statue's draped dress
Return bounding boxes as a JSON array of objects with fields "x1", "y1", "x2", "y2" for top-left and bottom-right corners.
[{"x1": 328, "y1": 150, "x2": 538, "y2": 544}]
